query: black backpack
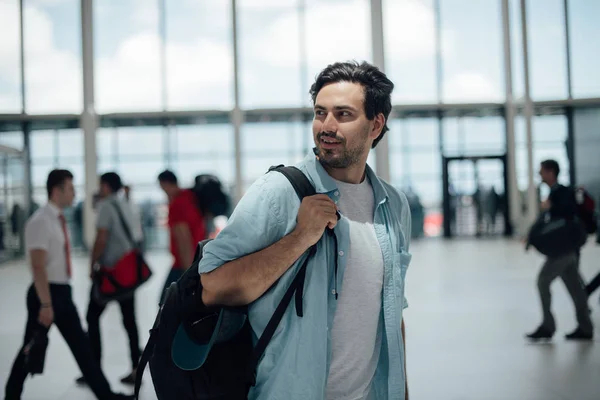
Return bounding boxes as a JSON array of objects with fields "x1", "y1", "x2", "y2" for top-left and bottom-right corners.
[
  {"x1": 526, "y1": 212, "x2": 588, "y2": 258},
  {"x1": 134, "y1": 165, "x2": 317, "y2": 400},
  {"x1": 192, "y1": 174, "x2": 232, "y2": 218}
]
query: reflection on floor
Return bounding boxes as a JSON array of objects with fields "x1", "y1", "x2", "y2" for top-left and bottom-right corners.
[{"x1": 1, "y1": 239, "x2": 599, "y2": 400}]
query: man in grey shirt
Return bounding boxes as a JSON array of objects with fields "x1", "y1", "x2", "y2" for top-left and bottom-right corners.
[{"x1": 76, "y1": 172, "x2": 142, "y2": 386}]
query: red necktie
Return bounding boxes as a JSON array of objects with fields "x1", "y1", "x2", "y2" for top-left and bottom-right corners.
[{"x1": 58, "y1": 214, "x2": 72, "y2": 278}]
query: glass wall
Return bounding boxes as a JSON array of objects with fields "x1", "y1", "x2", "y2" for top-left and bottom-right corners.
[{"x1": 2, "y1": 0, "x2": 599, "y2": 246}]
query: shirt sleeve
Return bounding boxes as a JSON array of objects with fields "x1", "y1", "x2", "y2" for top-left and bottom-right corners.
[
  {"x1": 25, "y1": 218, "x2": 50, "y2": 252},
  {"x1": 198, "y1": 173, "x2": 295, "y2": 274},
  {"x1": 96, "y1": 201, "x2": 113, "y2": 230}
]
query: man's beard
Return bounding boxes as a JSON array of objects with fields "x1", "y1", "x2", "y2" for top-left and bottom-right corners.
[{"x1": 315, "y1": 131, "x2": 367, "y2": 169}]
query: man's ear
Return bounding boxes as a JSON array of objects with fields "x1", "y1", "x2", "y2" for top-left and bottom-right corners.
[{"x1": 370, "y1": 113, "x2": 385, "y2": 140}]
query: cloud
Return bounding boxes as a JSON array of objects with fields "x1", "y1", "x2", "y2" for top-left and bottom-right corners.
[{"x1": 444, "y1": 72, "x2": 501, "y2": 102}]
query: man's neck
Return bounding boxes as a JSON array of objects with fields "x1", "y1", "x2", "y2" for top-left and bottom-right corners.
[
  {"x1": 49, "y1": 199, "x2": 62, "y2": 211},
  {"x1": 321, "y1": 161, "x2": 367, "y2": 184}
]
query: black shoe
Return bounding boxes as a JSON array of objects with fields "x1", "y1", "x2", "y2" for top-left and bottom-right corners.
[
  {"x1": 75, "y1": 376, "x2": 87, "y2": 386},
  {"x1": 525, "y1": 326, "x2": 554, "y2": 341},
  {"x1": 112, "y1": 393, "x2": 134, "y2": 399},
  {"x1": 120, "y1": 370, "x2": 136, "y2": 385},
  {"x1": 565, "y1": 328, "x2": 593, "y2": 341}
]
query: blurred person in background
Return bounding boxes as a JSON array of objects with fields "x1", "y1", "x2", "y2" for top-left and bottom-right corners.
[
  {"x1": 4, "y1": 169, "x2": 133, "y2": 400},
  {"x1": 526, "y1": 160, "x2": 593, "y2": 341},
  {"x1": 76, "y1": 172, "x2": 142, "y2": 387},
  {"x1": 158, "y1": 170, "x2": 207, "y2": 302}
]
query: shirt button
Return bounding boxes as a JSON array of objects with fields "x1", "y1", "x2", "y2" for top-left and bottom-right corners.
[
  {"x1": 334, "y1": 191, "x2": 340, "y2": 196},
  {"x1": 331, "y1": 290, "x2": 336, "y2": 295},
  {"x1": 338, "y1": 250, "x2": 344, "y2": 256}
]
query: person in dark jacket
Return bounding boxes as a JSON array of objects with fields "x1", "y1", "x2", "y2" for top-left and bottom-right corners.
[{"x1": 526, "y1": 160, "x2": 593, "y2": 341}]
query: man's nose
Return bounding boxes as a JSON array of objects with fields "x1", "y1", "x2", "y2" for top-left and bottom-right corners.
[{"x1": 322, "y1": 113, "x2": 338, "y2": 133}]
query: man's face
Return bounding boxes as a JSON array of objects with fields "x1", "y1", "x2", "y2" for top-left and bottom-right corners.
[
  {"x1": 58, "y1": 179, "x2": 75, "y2": 208},
  {"x1": 159, "y1": 181, "x2": 176, "y2": 199},
  {"x1": 539, "y1": 167, "x2": 553, "y2": 184},
  {"x1": 312, "y1": 82, "x2": 382, "y2": 169},
  {"x1": 99, "y1": 182, "x2": 111, "y2": 198}
]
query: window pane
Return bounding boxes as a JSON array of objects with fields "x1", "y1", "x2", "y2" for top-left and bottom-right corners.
[
  {"x1": 97, "y1": 128, "x2": 115, "y2": 163},
  {"x1": 384, "y1": 0, "x2": 437, "y2": 103},
  {"x1": 440, "y1": 0, "x2": 504, "y2": 102},
  {"x1": 175, "y1": 158, "x2": 235, "y2": 190},
  {"x1": 117, "y1": 160, "x2": 168, "y2": 185},
  {"x1": 24, "y1": 0, "x2": 82, "y2": 113},
  {"x1": 57, "y1": 129, "x2": 83, "y2": 159},
  {"x1": 174, "y1": 124, "x2": 233, "y2": 158},
  {"x1": 32, "y1": 163, "x2": 53, "y2": 188},
  {"x1": 443, "y1": 117, "x2": 506, "y2": 156},
  {"x1": 238, "y1": 1, "x2": 302, "y2": 108},
  {"x1": 30, "y1": 130, "x2": 56, "y2": 162},
  {"x1": 527, "y1": 0, "x2": 568, "y2": 100},
  {"x1": 305, "y1": 0, "x2": 371, "y2": 90},
  {"x1": 95, "y1": 0, "x2": 161, "y2": 112},
  {"x1": 0, "y1": 131, "x2": 24, "y2": 151},
  {"x1": 0, "y1": 0, "x2": 22, "y2": 112},
  {"x1": 165, "y1": 0, "x2": 233, "y2": 110},
  {"x1": 405, "y1": 118, "x2": 439, "y2": 149},
  {"x1": 405, "y1": 151, "x2": 439, "y2": 177},
  {"x1": 242, "y1": 121, "x2": 306, "y2": 185},
  {"x1": 568, "y1": 0, "x2": 600, "y2": 98},
  {"x1": 117, "y1": 127, "x2": 165, "y2": 158}
]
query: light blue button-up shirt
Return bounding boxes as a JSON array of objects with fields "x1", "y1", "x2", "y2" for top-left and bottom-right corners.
[{"x1": 198, "y1": 153, "x2": 412, "y2": 400}]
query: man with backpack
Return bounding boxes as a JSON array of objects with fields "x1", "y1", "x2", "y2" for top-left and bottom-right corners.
[
  {"x1": 76, "y1": 172, "x2": 142, "y2": 386},
  {"x1": 526, "y1": 160, "x2": 593, "y2": 341},
  {"x1": 186, "y1": 61, "x2": 412, "y2": 399},
  {"x1": 158, "y1": 170, "x2": 207, "y2": 302}
]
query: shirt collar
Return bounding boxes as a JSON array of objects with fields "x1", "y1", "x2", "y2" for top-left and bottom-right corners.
[
  {"x1": 302, "y1": 151, "x2": 389, "y2": 205},
  {"x1": 46, "y1": 202, "x2": 62, "y2": 217}
]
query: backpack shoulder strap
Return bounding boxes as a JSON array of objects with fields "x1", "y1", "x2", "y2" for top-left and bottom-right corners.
[
  {"x1": 244, "y1": 165, "x2": 318, "y2": 387},
  {"x1": 268, "y1": 165, "x2": 316, "y2": 200}
]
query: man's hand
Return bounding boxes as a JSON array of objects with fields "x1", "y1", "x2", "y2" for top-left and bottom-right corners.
[
  {"x1": 38, "y1": 306, "x2": 54, "y2": 327},
  {"x1": 293, "y1": 194, "x2": 338, "y2": 247}
]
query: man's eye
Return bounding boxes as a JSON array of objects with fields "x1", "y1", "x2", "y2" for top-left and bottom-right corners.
[{"x1": 315, "y1": 110, "x2": 325, "y2": 116}]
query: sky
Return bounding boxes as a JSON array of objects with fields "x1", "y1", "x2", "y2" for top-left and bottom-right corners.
[{"x1": 0, "y1": 0, "x2": 595, "y2": 206}]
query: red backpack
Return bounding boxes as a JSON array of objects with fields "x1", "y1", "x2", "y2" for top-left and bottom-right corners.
[{"x1": 574, "y1": 187, "x2": 598, "y2": 234}]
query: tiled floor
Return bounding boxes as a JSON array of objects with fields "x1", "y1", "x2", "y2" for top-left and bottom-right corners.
[{"x1": 1, "y1": 238, "x2": 599, "y2": 400}]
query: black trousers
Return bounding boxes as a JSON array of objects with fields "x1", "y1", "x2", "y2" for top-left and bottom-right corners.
[
  {"x1": 586, "y1": 272, "x2": 600, "y2": 295},
  {"x1": 86, "y1": 287, "x2": 141, "y2": 370},
  {"x1": 5, "y1": 284, "x2": 115, "y2": 400}
]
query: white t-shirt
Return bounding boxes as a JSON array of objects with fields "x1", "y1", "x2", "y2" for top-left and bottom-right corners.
[
  {"x1": 326, "y1": 176, "x2": 384, "y2": 400},
  {"x1": 25, "y1": 203, "x2": 71, "y2": 284}
]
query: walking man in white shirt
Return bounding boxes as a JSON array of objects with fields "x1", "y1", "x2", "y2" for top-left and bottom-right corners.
[{"x1": 4, "y1": 169, "x2": 133, "y2": 400}]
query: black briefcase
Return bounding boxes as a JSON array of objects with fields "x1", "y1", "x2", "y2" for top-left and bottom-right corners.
[{"x1": 23, "y1": 329, "x2": 49, "y2": 375}]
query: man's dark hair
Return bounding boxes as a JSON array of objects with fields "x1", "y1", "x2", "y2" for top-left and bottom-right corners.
[
  {"x1": 100, "y1": 172, "x2": 123, "y2": 193},
  {"x1": 47, "y1": 169, "x2": 73, "y2": 198},
  {"x1": 158, "y1": 170, "x2": 178, "y2": 185},
  {"x1": 309, "y1": 60, "x2": 394, "y2": 149},
  {"x1": 541, "y1": 159, "x2": 560, "y2": 177}
]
